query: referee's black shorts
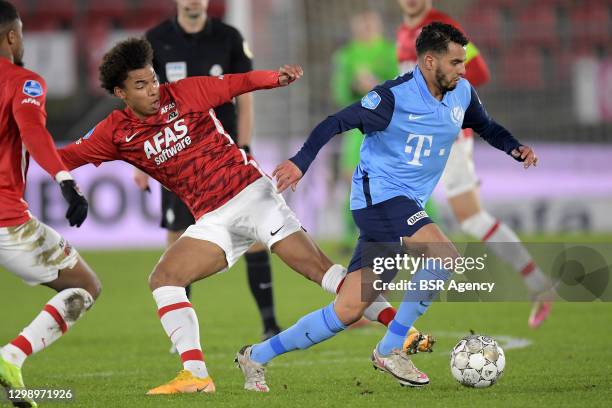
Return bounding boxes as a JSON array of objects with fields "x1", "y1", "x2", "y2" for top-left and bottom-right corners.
[{"x1": 160, "y1": 187, "x2": 195, "y2": 231}]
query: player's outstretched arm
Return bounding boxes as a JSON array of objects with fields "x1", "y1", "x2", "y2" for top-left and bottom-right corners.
[
  {"x1": 12, "y1": 79, "x2": 89, "y2": 227},
  {"x1": 175, "y1": 65, "x2": 303, "y2": 111},
  {"x1": 286, "y1": 86, "x2": 395, "y2": 185}
]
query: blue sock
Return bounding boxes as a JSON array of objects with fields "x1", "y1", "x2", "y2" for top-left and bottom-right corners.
[
  {"x1": 377, "y1": 267, "x2": 451, "y2": 356},
  {"x1": 250, "y1": 302, "x2": 346, "y2": 364}
]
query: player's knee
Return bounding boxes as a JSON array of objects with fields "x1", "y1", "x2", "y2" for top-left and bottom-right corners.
[
  {"x1": 149, "y1": 261, "x2": 185, "y2": 290},
  {"x1": 334, "y1": 302, "x2": 365, "y2": 326},
  {"x1": 85, "y1": 275, "x2": 102, "y2": 300}
]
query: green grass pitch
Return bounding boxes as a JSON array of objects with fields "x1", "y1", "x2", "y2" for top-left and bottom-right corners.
[{"x1": 1, "y1": 237, "x2": 611, "y2": 407}]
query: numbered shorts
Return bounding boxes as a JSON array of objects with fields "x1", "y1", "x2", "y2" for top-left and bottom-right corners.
[
  {"x1": 440, "y1": 132, "x2": 479, "y2": 198},
  {"x1": 183, "y1": 177, "x2": 302, "y2": 270},
  {"x1": 0, "y1": 217, "x2": 79, "y2": 286}
]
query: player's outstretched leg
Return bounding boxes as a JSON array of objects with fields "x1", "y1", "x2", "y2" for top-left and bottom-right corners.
[
  {"x1": 271, "y1": 230, "x2": 434, "y2": 349},
  {"x1": 146, "y1": 237, "x2": 227, "y2": 395},
  {"x1": 456, "y1": 195, "x2": 553, "y2": 328},
  {"x1": 0, "y1": 256, "x2": 101, "y2": 408},
  {"x1": 244, "y1": 243, "x2": 282, "y2": 340},
  {"x1": 236, "y1": 267, "x2": 378, "y2": 392}
]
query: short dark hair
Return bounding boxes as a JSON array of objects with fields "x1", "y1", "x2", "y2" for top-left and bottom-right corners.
[
  {"x1": 416, "y1": 22, "x2": 468, "y2": 56},
  {"x1": 0, "y1": 0, "x2": 19, "y2": 35},
  {"x1": 99, "y1": 38, "x2": 154, "y2": 94}
]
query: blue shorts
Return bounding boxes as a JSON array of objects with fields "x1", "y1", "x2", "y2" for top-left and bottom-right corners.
[{"x1": 347, "y1": 196, "x2": 433, "y2": 273}]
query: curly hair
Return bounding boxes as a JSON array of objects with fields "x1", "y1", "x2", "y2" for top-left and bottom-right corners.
[
  {"x1": 416, "y1": 22, "x2": 468, "y2": 56},
  {"x1": 99, "y1": 38, "x2": 154, "y2": 94}
]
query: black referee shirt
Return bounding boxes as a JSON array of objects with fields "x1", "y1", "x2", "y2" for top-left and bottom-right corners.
[{"x1": 145, "y1": 17, "x2": 253, "y2": 140}]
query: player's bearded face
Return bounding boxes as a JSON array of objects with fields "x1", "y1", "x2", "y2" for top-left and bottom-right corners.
[
  {"x1": 117, "y1": 66, "x2": 161, "y2": 118},
  {"x1": 434, "y1": 44, "x2": 466, "y2": 93}
]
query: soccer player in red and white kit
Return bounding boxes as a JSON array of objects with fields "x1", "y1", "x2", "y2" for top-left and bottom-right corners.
[
  {"x1": 396, "y1": 0, "x2": 553, "y2": 328},
  {"x1": 0, "y1": 2, "x2": 101, "y2": 406},
  {"x1": 57, "y1": 38, "x2": 410, "y2": 395}
]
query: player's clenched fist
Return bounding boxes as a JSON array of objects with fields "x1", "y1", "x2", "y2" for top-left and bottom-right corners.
[
  {"x1": 273, "y1": 160, "x2": 303, "y2": 192},
  {"x1": 278, "y1": 65, "x2": 303, "y2": 86},
  {"x1": 511, "y1": 145, "x2": 538, "y2": 169}
]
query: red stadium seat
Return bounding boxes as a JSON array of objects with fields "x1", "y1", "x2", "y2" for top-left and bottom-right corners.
[
  {"x1": 569, "y1": 0, "x2": 609, "y2": 48},
  {"x1": 32, "y1": 0, "x2": 76, "y2": 25},
  {"x1": 500, "y1": 46, "x2": 544, "y2": 90},
  {"x1": 463, "y1": 6, "x2": 503, "y2": 49},
  {"x1": 515, "y1": 5, "x2": 558, "y2": 47},
  {"x1": 86, "y1": 0, "x2": 130, "y2": 20}
]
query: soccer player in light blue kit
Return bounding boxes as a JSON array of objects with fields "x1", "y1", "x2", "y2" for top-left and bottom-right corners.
[{"x1": 236, "y1": 22, "x2": 538, "y2": 391}]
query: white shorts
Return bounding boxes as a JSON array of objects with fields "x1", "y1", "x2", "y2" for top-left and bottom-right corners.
[
  {"x1": 183, "y1": 177, "x2": 302, "y2": 270},
  {"x1": 0, "y1": 217, "x2": 79, "y2": 286},
  {"x1": 440, "y1": 132, "x2": 479, "y2": 198}
]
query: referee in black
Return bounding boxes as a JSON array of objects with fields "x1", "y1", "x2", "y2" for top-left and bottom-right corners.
[{"x1": 133, "y1": 0, "x2": 282, "y2": 345}]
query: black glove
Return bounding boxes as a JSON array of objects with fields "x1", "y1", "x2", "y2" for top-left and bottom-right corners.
[{"x1": 59, "y1": 180, "x2": 88, "y2": 227}]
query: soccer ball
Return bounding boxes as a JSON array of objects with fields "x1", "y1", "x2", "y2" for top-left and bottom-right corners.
[{"x1": 450, "y1": 334, "x2": 505, "y2": 388}]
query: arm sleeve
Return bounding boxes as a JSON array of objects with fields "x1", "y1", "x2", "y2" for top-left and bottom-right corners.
[
  {"x1": 229, "y1": 28, "x2": 253, "y2": 73},
  {"x1": 462, "y1": 85, "x2": 522, "y2": 158},
  {"x1": 290, "y1": 86, "x2": 395, "y2": 174},
  {"x1": 58, "y1": 121, "x2": 119, "y2": 170},
  {"x1": 11, "y1": 76, "x2": 68, "y2": 179},
  {"x1": 172, "y1": 71, "x2": 280, "y2": 111}
]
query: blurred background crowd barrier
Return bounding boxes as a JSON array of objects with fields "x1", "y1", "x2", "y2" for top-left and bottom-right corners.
[{"x1": 15, "y1": 0, "x2": 612, "y2": 247}]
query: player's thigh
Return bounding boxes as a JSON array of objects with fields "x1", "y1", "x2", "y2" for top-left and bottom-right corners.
[
  {"x1": 151, "y1": 236, "x2": 229, "y2": 289},
  {"x1": 440, "y1": 134, "x2": 479, "y2": 199},
  {"x1": 271, "y1": 230, "x2": 334, "y2": 284},
  {"x1": 235, "y1": 177, "x2": 330, "y2": 280},
  {"x1": 401, "y1": 223, "x2": 459, "y2": 261},
  {"x1": 43, "y1": 255, "x2": 101, "y2": 299},
  {"x1": 246, "y1": 241, "x2": 266, "y2": 253},
  {"x1": 0, "y1": 218, "x2": 80, "y2": 287},
  {"x1": 447, "y1": 188, "x2": 482, "y2": 223}
]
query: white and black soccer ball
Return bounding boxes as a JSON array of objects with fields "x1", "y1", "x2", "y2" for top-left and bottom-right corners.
[{"x1": 450, "y1": 334, "x2": 505, "y2": 388}]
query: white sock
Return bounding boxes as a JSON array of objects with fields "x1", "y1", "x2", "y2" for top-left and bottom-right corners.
[
  {"x1": 320, "y1": 264, "x2": 396, "y2": 324},
  {"x1": 321, "y1": 264, "x2": 346, "y2": 294},
  {"x1": 1, "y1": 288, "x2": 93, "y2": 368},
  {"x1": 462, "y1": 211, "x2": 551, "y2": 293},
  {"x1": 152, "y1": 286, "x2": 209, "y2": 378}
]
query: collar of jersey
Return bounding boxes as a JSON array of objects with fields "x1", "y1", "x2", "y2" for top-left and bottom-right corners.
[
  {"x1": 414, "y1": 65, "x2": 452, "y2": 109},
  {"x1": 172, "y1": 16, "x2": 214, "y2": 38}
]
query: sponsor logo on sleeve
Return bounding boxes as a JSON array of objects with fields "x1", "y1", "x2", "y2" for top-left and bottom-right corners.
[
  {"x1": 165, "y1": 61, "x2": 187, "y2": 83},
  {"x1": 22, "y1": 80, "x2": 44, "y2": 97},
  {"x1": 407, "y1": 210, "x2": 428, "y2": 226},
  {"x1": 361, "y1": 91, "x2": 381, "y2": 110},
  {"x1": 20, "y1": 97, "x2": 41, "y2": 106}
]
